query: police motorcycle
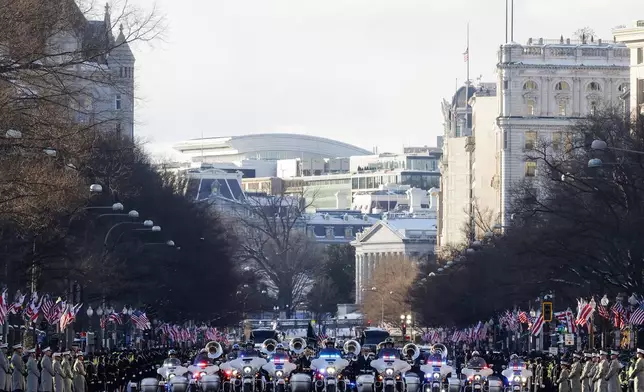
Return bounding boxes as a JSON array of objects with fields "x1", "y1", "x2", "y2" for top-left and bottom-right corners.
[
  {"x1": 188, "y1": 342, "x2": 223, "y2": 392},
  {"x1": 353, "y1": 340, "x2": 377, "y2": 392},
  {"x1": 419, "y1": 344, "x2": 456, "y2": 392},
  {"x1": 262, "y1": 343, "x2": 297, "y2": 392},
  {"x1": 461, "y1": 352, "x2": 495, "y2": 392},
  {"x1": 311, "y1": 339, "x2": 350, "y2": 392},
  {"x1": 221, "y1": 340, "x2": 269, "y2": 392},
  {"x1": 140, "y1": 355, "x2": 190, "y2": 392},
  {"x1": 500, "y1": 355, "x2": 532, "y2": 392},
  {"x1": 287, "y1": 338, "x2": 313, "y2": 392},
  {"x1": 399, "y1": 344, "x2": 422, "y2": 392},
  {"x1": 370, "y1": 339, "x2": 412, "y2": 392}
]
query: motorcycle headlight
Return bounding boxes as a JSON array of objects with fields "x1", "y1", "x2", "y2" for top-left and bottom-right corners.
[
  {"x1": 200, "y1": 372, "x2": 207, "y2": 378},
  {"x1": 433, "y1": 373, "x2": 441, "y2": 379},
  {"x1": 168, "y1": 374, "x2": 176, "y2": 379},
  {"x1": 243, "y1": 366, "x2": 253, "y2": 374},
  {"x1": 522, "y1": 377, "x2": 527, "y2": 383},
  {"x1": 385, "y1": 368, "x2": 394, "y2": 376},
  {"x1": 327, "y1": 367, "x2": 336, "y2": 375},
  {"x1": 232, "y1": 370, "x2": 238, "y2": 376},
  {"x1": 513, "y1": 376, "x2": 521, "y2": 383},
  {"x1": 276, "y1": 370, "x2": 284, "y2": 378},
  {"x1": 474, "y1": 375, "x2": 481, "y2": 381}
]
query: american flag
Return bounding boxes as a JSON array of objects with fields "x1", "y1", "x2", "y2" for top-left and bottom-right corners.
[
  {"x1": 629, "y1": 304, "x2": 644, "y2": 325},
  {"x1": 130, "y1": 311, "x2": 151, "y2": 330},
  {"x1": 23, "y1": 293, "x2": 41, "y2": 323},
  {"x1": 463, "y1": 48, "x2": 469, "y2": 62},
  {"x1": 611, "y1": 303, "x2": 627, "y2": 329},
  {"x1": 108, "y1": 312, "x2": 122, "y2": 325},
  {"x1": 597, "y1": 304, "x2": 610, "y2": 319},
  {"x1": 530, "y1": 313, "x2": 544, "y2": 336},
  {"x1": 576, "y1": 298, "x2": 595, "y2": 326},
  {"x1": 518, "y1": 311, "x2": 529, "y2": 324},
  {"x1": 59, "y1": 303, "x2": 82, "y2": 330},
  {"x1": 8, "y1": 291, "x2": 26, "y2": 314},
  {"x1": 555, "y1": 310, "x2": 577, "y2": 334}
]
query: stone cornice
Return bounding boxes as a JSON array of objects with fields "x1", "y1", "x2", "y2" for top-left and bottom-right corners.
[{"x1": 497, "y1": 63, "x2": 628, "y2": 71}]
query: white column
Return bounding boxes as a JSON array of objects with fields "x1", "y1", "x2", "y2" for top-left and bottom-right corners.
[{"x1": 355, "y1": 254, "x2": 362, "y2": 304}]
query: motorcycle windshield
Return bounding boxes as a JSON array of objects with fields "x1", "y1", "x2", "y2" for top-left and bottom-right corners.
[{"x1": 163, "y1": 359, "x2": 182, "y2": 367}]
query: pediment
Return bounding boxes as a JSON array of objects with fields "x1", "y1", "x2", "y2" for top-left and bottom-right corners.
[{"x1": 355, "y1": 223, "x2": 404, "y2": 244}]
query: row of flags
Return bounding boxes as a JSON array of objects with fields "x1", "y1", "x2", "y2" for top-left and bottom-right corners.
[
  {"x1": 423, "y1": 295, "x2": 644, "y2": 344},
  {"x1": 0, "y1": 289, "x2": 152, "y2": 331},
  {"x1": 157, "y1": 324, "x2": 229, "y2": 344}
]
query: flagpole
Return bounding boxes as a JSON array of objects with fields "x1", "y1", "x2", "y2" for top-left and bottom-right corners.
[{"x1": 466, "y1": 22, "x2": 470, "y2": 86}]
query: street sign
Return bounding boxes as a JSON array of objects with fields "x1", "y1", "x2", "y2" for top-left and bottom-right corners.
[
  {"x1": 565, "y1": 334, "x2": 575, "y2": 346},
  {"x1": 549, "y1": 347, "x2": 558, "y2": 355}
]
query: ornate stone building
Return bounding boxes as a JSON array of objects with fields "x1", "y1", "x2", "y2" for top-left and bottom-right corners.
[{"x1": 495, "y1": 37, "x2": 629, "y2": 227}]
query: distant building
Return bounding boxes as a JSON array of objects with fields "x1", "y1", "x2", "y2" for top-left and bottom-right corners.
[
  {"x1": 438, "y1": 36, "x2": 630, "y2": 247},
  {"x1": 352, "y1": 216, "x2": 437, "y2": 304},
  {"x1": 173, "y1": 134, "x2": 371, "y2": 170},
  {"x1": 614, "y1": 20, "x2": 644, "y2": 118}
]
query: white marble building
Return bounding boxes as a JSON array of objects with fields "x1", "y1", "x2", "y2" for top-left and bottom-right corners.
[
  {"x1": 614, "y1": 21, "x2": 644, "y2": 118},
  {"x1": 352, "y1": 217, "x2": 437, "y2": 304},
  {"x1": 495, "y1": 37, "x2": 630, "y2": 226}
]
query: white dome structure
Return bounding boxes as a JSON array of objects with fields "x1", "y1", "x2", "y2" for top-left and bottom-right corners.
[{"x1": 173, "y1": 133, "x2": 371, "y2": 163}]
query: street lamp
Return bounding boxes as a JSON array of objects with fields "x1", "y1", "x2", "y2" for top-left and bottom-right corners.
[
  {"x1": 600, "y1": 295, "x2": 610, "y2": 307},
  {"x1": 529, "y1": 309, "x2": 536, "y2": 318},
  {"x1": 591, "y1": 139, "x2": 644, "y2": 155},
  {"x1": 86, "y1": 306, "x2": 94, "y2": 317},
  {"x1": 90, "y1": 184, "x2": 103, "y2": 194}
]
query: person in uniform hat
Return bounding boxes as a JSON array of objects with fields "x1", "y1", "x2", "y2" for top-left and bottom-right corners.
[
  {"x1": 53, "y1": 354, "x2": 64, "y2": 392},
  {"x1": 296, "y1": 345, "x2": 314, "y2": 372},
  {"x1": 25, "y1": 349, "x2": 39, "y2": 392},
  {"x1": 628, "y1": 349, "x2": 644, "y2": 392},
  {"x1": 558, "y1": 361, "x2": 572, "y2": 392},
  {"x1": 61, "y1": 352, "x2": 72, "y2": 392},
  {"x1": 0, "y1": 343, "x2": 9, "y2": 392},
  {"x1": 605, "y1": 350, "x2": 621, "y2": 392},
  {"x1": 589, "y1": 353, "x2": 600, "y2": 392},
  {"x1": 73, "y1": 353, "x2": 86, "y2": 392},
  {"x1": 11, "y1": 344, "x2": 25, "y2": 392},
  {"x1": 570, "y1": 354, "x2": 582, "y2": 392},
  {"x1": 593, "y1": 351, "x2": 610, "y2": 392},
  {"x1": 581, "y1": 353, "x2": 593, "y2": 392},
  {"x1": 39, "y1": 348, "x2": 54, "y2": 392}
]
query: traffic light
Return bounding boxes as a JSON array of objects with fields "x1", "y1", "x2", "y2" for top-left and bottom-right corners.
[
  {"x1": 542, "y1": 302, "x2": 553, "y2": 322},
  {"x1": 402, "y1": 323, "x2": 407, "y2": 337},
  {"x1": 367, "y1": 320, "x2": 372, "y2": 327}
]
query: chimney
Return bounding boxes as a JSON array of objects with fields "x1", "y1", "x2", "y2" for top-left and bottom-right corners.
[
  {"x1": 335, "y1": 190, "x2": 350, "y2": 209},
  {"x1": 406, "y1": 188, "x2": 424, "y2": 213}
]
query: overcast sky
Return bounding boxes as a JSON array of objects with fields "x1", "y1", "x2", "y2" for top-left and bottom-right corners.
[{"x1": 131, "y1": 0, "x2": 639, "y2": 159}]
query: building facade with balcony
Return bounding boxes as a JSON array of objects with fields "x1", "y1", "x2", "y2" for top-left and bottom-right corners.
[
  {"x1": 496, "y1": 37, "x2": 630, "y2": 226},
  {"x1": 614, "y1": 21, "x2": 644, "y2": 118}
]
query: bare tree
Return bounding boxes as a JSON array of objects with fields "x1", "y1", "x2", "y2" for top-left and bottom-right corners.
[
  {"x1": 573, "y1": 27, "x2": 596, "y2": 42},
  {"x1": 361, "y1": 256, "x2": 417, "y2": 326},
  {"x1": 0, "y1": 0, "x2": 163, "y2": 230},
  {"x1": 231, "y1": 194, "x2": 321, "y2": 317}
]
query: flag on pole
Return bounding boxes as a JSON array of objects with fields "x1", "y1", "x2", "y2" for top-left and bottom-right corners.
[{"x1": 463, "y1": 48, "x2": 469, "y2": 62}]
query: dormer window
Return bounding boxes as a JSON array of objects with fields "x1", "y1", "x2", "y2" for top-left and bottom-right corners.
[
  {"x1": 555, "y1": 81, "x2": 570, "y2": 91},
  {"x1": 590, "y1": 101, "x2": 597, "y2": 115},
  {"x1": 344, "y1": 227, "x2": 353, "y2": 239},
  {"x1": 325, "y1": 227, "x2": 334, "y2": 239},
  {"x1": 523, "y1": 80, "x2": 538, "y2": 90},
  {"x1": 115, "y1": 94, "x2": 122, "y2": 110},
  {"x1": 587, "y1": 82, "x2": 601, "y2": 92}
]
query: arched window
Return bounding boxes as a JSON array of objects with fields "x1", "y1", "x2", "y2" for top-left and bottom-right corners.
[
  {"x1": 555, "y1": 81, "x2": 570, "y2": 91},
  {"x1": 526, "y1": 99, "x2": 536, "y2": 116},
  {"x1": 523, "y1": 80, "x2": 538, "y2": 90},
  {"x1": 587, "y1": 82, "x2": 601, "y2": 92},
  {"x1": 618, "y1": 83, "x2": 629, "y2": 93}
]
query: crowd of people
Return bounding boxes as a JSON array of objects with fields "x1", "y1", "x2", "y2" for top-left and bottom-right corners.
[
  {"x1": 455, "y1": 348, "x2": 644, "y2": 392},
  {"x1": 0, "y1": 345, "x2": 180, "y2": 392}
]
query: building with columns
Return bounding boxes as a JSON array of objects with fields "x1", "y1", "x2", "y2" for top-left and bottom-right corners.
[
  {"x1": 352, "y1": 216, "x2": 437, "y2": 304},
  {"x1": 495, "y1": 37, "x2": 630, "y2": 226},
  {"x1": 614, "y1": 21, "x2": 644, "y2": 118}
]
